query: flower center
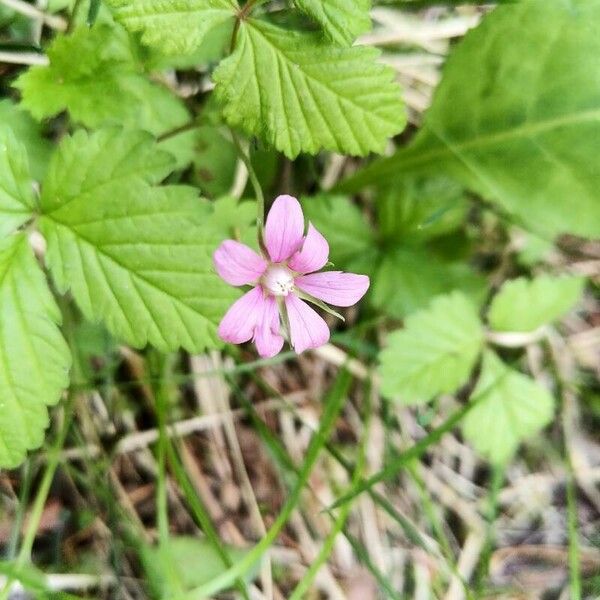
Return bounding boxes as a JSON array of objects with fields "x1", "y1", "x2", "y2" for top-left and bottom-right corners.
[{"x1": 262, "y1": 264, "x2": 295, "y2": 296}]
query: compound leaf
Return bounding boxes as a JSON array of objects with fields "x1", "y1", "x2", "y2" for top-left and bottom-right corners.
[
  {"x1": 295, "y1": 0, "x2": 371, "y2": 46},
  {"x1": 213, "y1": 18, "x2": 405, "y2": 158},
  {"x1": 39, "y1": 128, "x2": 237, "y2": 353},
  {"x1": 463, "y1": 351, "x2": 555, "y2": 463},
  {"x1": 0, "y1": 234, "x2": 70, "y2": 469},
  {"x1": 106, "y1": 0, "x2": 239, "y2": 55},
  {"x1": 489, "y1": 275, "x2": 585, "y2": 333},
  {"x1": 0, "y1": 127, "x2": 36, "y2": 238},
  {"x1": 379, "y1": 292, "x2": 484, "y2": 404}
]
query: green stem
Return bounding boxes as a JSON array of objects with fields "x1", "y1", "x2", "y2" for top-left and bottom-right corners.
[
  {"x1": 229, "y1": 128, "x2": 266, "y2": 238},
  {"x1": 566, "y1": 466, "x2": 581, "y2": 600}
]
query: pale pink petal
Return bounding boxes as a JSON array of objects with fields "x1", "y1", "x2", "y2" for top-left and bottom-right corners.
[
  {"x1": 254, "y1": 296, "x2": 284, "y2": 358},
  {"x1": 288, "y1": 223, "x2": 329, "y2": 274},
  {"x1": 218, "y1": 287, "x2": 265, "y2": 344},
  {"x1": 295, "y1": 272, "x2": 370, "y2": 307},
  {"x1": 285, "y1": 293, "x2": 330, "y2": 354},
  {"x1": 214, "y1": 240, "x2": 267, "y2": 286},
  {"x1": 264, "y1": 195, "x2": 305, "y2": 263}
]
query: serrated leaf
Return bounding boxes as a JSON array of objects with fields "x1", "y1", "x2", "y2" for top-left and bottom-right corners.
[
  {"x1": 0, "y1": 100, "x2": 52, "y2": 181},
  {"x1": 15, "y1": 25, "x2": 134, "y2": 127},
  {"x1": 295, "y1": 0, "x2": 371, "y2": 46},
  {"x1": 0, "y1": 127, "x2": 36, "y2": 238},
  {"x1": 379, "y1": 292, "x2": 484, "y2": 404},
  {"x1": 372, "y1": 247, "x2": 486, "y2": 319},
  {"x1": 39, "y1": 129, "x2": 237, "y2": 353},
  {"x1": 0, "y1": 234, "x2": 71, "y2": 468},
  {"x1": 489, "y1": 275, "x2": 585, "y2": 333},
  {"x1": 462, "y1": 351, "x2": 554, "y2": 463},
  {"x1": 213, "y1": 18, "x2": 405, "y2": 158},
  {"x1": 106, "y1": 0, "x2": 238, "y2": 55},
  {"x1": 341, "y1": 0, "x2": 600, "y2": 238},
  {"x1": 15, "y1": 26, "x2": 195, "y2": 167}
]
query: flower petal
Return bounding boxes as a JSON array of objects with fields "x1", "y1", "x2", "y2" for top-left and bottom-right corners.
[
  {"x1": 254, "y1": 296, "x2": 284, "y2": 358},
  {"x1": 264, "y1": 195, "x2": 305, "y2": 263},
  {"x1": 295, "y1": 272, "x2": 370, "y2": 307},
  {"x1": 218, "y1": 287, "x2": 265, "y2": 344},
  {"x1": 285, "y1": 294, "x2": 330, "y2": 354},
  {"x1": 213, "y1": 240, "x2": 267, "y2": 286},
  {"x1": 288, "y1": 223, "x2": 329, "y2": 274}
]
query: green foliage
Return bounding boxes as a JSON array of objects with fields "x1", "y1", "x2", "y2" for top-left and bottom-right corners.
[
  {"x1": 462, "y1": 351, "x2": 554, "y2": 464},
  {"x1": 0, "y1": 128, "x2": 36, "y2": 238},
  {"x1": 304, "y1": 192, "x2": 486, "y2": 318},
  {"x1": 371, "y1": 248, "x2": 486, "y2": 318},
  {"x1": 106, "y1": 0, "x2": 239, "y2": 55},
  {"x1": 489, "y1": 275, "x2": 585, "y2": 333},
  {"x1": 39, "y1": 128, "x2": 236, "y2": 353},
  {"x1": 0, "y1": 235, "x2": 70, "y2": 468},
  {"x1": 0, "y1": 100, "x2": 52, "y2": 181},
  {"x1": 342, "y1": 0, "x2": 600, "y2": 238},
  {"x1": 294, "y1": 0, "x2": 371, "y2": 45},
  {"x1": 141, "y1": 537, "x2": 259, "y2": 597},
  {"x1": 15, "y1": 25, "x2": 136, "y2": 127},
  {"x1": 15, "y1": 25, "x2": 195, "y2": 167},
  {"x1": 379, "y1": 292, "x2": 484, "y2": 404},
  {"x1": 213, "y1": 18, "x2": 405, "y2": 158},
  {"x1": 302, "y1": 195, "x2": 376, "y2": 267}
]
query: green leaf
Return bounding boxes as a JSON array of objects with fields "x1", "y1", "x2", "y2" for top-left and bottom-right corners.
[
  {"x1": 0, "y1": 127, "x2": 36, "y2": 238},
  {"x1": 0, "y1": 234, "x2": 71, "y2": 469},
  {"x1": 301, "y1": 195, "x2": 376, "y2": 266},
  {"x1": 15, "y1": 26, "x2": 195, "y2": 167},
  {"x1": 379, "y1": 292, "x2": 484, "y2": 404},
  {"x1": 106, "y1": 0, "x2": 238, "y2": 55},
  {"x1": 15, "y1": 25, "x2": 135, "y2": 127},
  {"x1": 39, "y1": 128, "x2": 237, "y2": 353},
  {"x1": 294, "y1": 0, "x2": 371, "y2": 46},
  {"x1": 462, "y1": 351, "x2": 554, "y2": 464},
  {"x1": 141, "y1": 537, "x2": 259, "y2": 597},
  {"x1": 376, "y1": 177, "x2": 468, "y2": 245},
  {"x1": 371, "y1": 247, "x2": 486, "y2": 319},
  {"x1": 341, "y1": 0, "x2": 600, "y2": 238},
  {"x1": 213, "y1": 18, "x2": 405, "y2": 158},
  {"x1": 0, "y1": 99, "x2": 52, "y2": 181},
  {"x1": 489, "y1": 275, "x2": 585, "y2": 333}
]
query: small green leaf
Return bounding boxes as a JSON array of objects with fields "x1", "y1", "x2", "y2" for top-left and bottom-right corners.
[
  {"x1": 489, "y1": 275, "x2": 585, "y2": 333},
  {"x1": 15, "y1": 25, "x2": 135, "y2": 127},
  {"x1": 213, "y1": 18, "x2": 405, "y2": 158},
  {"x1": 371, "y1": 247, "x2": 486, "y2": 319},
  {"x1": 0, "y1": 235, "x2": 71, "y2": 469},
  {"x1": 39, "y1": 128, "x2": 237, "y2": 353},
  {"x1": 15, "y1": 26, "x2": 195, "y2": 167},
  {"x1": 141, "y1": 537, "x2": 259, "y2": 597},
  {"x1": 379, "y1": 292, "x2": 484, "y2": 404},
  {"x1": 462, "y1": 351, "x2": 555, "y2": 464},
  {"x1": 106, "y1": 0, "x2": 239, "y2": 55},
  {"x1": 295, "y1": 0, "x2": 371, "y2": 46},
  {"x1": 0, "y1": 127, "x2": 36, "y2": 238},
  {"x1": 0, "y1": 99, "x2": 52, "y2": 181}
]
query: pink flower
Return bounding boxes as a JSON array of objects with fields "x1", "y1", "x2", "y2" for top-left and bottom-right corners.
[{"x1": 214, "y1": 195, "x2": 370, "y2": 357}]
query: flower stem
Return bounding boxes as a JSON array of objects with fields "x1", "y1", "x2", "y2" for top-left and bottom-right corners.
[{"x1": 229, "y1": 128, "x2": 266, "y2": 238}]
